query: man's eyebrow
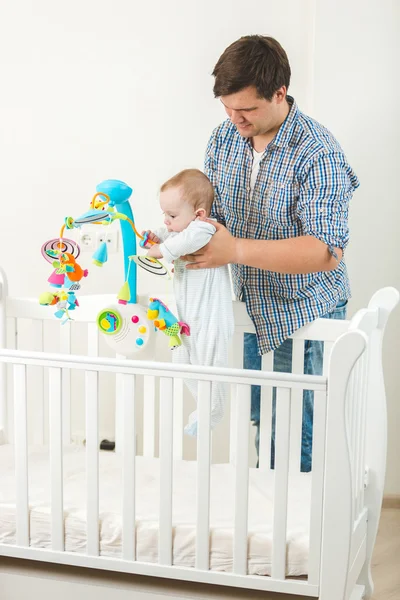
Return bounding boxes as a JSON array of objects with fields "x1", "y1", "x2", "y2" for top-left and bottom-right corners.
[{"x1": 220, "y1": 100, "x2": 257, "y2": 111}]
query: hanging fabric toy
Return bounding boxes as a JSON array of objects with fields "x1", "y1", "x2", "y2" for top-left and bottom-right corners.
[{"x1": 147, "y1": 297, "x2": 190, "y2": 350}]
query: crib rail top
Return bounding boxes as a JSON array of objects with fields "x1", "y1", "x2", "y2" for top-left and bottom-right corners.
[{"x1": 0, "y1": 348, "x2": 327, "y2": 391}]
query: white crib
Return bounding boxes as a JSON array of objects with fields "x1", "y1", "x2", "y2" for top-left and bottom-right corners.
[{"x1": 0, "y1": 267, "x2": 398, "y2": 600}]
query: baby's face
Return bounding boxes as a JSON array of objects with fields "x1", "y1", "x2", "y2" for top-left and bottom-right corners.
[{"x1": 160, "y1": 187, "x2": 196, "y2": 233}]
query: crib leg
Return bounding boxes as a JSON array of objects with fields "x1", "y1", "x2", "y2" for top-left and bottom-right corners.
[
  {"x1": 348, "y1": 585, "x2": 366, "y2": 600},
  {"x1": 357, "y1": 562, "x2": 373, "y2": 599},
  {"x1": 319, "y1": 581, "x2": 366, "y2": 600}
]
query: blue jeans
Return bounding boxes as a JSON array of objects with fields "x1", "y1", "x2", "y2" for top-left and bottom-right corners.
[{"x1": 244, "y1": 300, "x2": 347, "y2": 472}]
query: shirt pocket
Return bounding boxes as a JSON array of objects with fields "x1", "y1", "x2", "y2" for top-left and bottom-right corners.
[{"x1": 260, "y1": 181, "x2": 299, "y2": 227}]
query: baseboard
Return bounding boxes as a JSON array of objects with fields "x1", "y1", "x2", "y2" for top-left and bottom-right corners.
[{"x1": 383, "y1": 494, "x2": 400, "y2": 509}]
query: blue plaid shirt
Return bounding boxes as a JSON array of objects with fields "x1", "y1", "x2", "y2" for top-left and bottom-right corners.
[{"x1": 205, "y1": 96, "x2": 360, "y2": 354}]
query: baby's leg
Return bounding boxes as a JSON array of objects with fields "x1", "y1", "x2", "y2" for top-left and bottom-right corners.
[
  {"x1": 184, "y1": 328, "x2": 230, "y2": 437},
  {"x1": 171, "y1": 337, "x2": 198, "y2": 402}
]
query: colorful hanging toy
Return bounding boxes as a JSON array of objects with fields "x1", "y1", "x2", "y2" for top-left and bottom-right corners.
[
  {"x1": 40, "y1": 238, "x2": 88, "y2": 324},
  {"x1": 39, "y1": 179, "x2": 179, "y2": 356},
  {"x1": 147, "y1": 298, "x2": 190, "y2": 349}
]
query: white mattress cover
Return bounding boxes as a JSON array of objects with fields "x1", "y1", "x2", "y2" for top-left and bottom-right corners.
[{"x1": 0, "y1": 445, "x2": 312, "y2": 576}]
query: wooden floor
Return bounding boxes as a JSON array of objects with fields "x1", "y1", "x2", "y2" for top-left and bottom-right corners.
[{"x1": 371, "y1": 508, "x2": 400, "y2": 600}]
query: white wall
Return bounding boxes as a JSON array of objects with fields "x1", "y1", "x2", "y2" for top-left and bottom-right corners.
[
  {"x1": 0, "y1": 1, "x2": 398, "y2": 491},
  {"x1": 311, "y1": 0, "x2": 400, "y2": 494}
]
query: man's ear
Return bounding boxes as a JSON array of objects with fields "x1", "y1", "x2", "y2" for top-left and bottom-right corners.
[{"x1": 274, "y1": 86, "x2": 287, "y2": 103}]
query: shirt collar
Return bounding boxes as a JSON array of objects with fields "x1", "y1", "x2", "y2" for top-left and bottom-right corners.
[{"x1": 269, "y1": 95, "x2": 299, "y2": 149}]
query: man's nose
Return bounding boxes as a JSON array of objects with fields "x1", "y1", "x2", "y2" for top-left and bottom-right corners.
[{"x1": 230, "y1": 110, "x2": 244, "y2": 124}]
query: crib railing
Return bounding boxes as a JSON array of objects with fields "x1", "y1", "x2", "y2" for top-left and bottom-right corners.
[
  {"x1": 0, "y1": 286, "x2": 387, "y2": 597},
  {"x1": 0, "y1": 292, "x2": 377, "y2": 536},
  {"x1": 0, "y1": 294, "x2": 370, "y2": 521},
  {"x1": 0, "y1": 348, "x2": 339, "y2": 595},
  {"x1": 0, "y1": 275, "x2": 398, "y2": 598},
  {"x1": 2, "y1": 294, "x2": 352, "y2": 462}
]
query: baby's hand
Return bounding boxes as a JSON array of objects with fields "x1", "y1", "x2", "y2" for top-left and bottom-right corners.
[{"x1": 141, "y1": 230, "x2": 161, "y2": 248}]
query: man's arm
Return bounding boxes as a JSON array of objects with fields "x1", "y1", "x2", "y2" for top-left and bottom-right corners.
[
  {"x1": 185, "y1": 152, "x2": 358, "y2": 273},
  {"x1": 236, "y1": 235, "x2": 342, "y2": 272},
  {"x1": 183, "y1": 225, "x2": 341, "y2": 273},
  {"x1": 204, "y1": 129, "x2": 226, "y2": 225}
]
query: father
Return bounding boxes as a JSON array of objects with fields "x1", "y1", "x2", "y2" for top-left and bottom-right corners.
[{"x1": 185, "y1": 35, "x2": 359, "y2": 472}]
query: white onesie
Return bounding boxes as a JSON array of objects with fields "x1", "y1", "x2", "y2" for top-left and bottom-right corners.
[{"x1": 155, "y1": 220, "x2": 234, "y2": 436}]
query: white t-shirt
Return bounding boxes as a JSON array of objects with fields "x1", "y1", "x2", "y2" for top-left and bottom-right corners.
[{"x1": 250, "y1": 148, "x2": 264, "y2": 195}]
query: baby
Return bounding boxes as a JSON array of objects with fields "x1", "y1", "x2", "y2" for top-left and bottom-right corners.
[{"x1": 145, "y1": 168, "x2": 234, "y2": 436}]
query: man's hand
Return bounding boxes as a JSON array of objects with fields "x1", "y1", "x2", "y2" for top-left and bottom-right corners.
[{"x1": 182, "y1": 220, "x2": 238, "y2": 269}]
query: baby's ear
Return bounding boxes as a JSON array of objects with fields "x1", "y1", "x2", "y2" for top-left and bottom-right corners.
[{"x1": 196, "y1": 208, "x2": 207, "y2": 219}]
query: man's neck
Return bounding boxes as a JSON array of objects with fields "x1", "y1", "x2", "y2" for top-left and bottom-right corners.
[{"x1": 251, "y1": 99, "x2": 291, "y2": 153}]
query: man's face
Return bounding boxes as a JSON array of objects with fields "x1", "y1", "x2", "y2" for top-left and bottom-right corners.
[{"x1": 220, "y1": 85, "x2": 285, "y2": 138}]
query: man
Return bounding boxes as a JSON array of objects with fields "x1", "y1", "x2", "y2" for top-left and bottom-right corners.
[{"x1": 184, "y1": 35, "x2": 359, "y2": 472}]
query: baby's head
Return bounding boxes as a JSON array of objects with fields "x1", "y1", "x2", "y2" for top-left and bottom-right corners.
[{"x1": 160, "y1": 169, "x2": 214, "y2": 232}]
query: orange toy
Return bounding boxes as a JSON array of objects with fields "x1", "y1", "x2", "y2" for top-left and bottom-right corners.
[{"x1": 60, "y1": 252, "x2": 87, "y2": 282}]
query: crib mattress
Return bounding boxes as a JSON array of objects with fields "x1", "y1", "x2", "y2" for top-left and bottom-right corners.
[{"x1": 0, "y1": 444, "x2": 312, "y2": 576}]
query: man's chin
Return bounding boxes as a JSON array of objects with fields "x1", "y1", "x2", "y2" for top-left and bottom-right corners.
[{"x1": 236, "y1": 126, "x2": 254, "y2": 137}]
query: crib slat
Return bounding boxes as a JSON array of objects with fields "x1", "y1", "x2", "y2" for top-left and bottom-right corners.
[
  {"x1": 32, "y1": 320, "x2": 44, "y2": 445},
  {"x1": 357, "y1": 355, "x2": 368, "y2": 515},
  {"x1": 196, "y1": 380, "x2": 211, "y2": 570},
  {"x1": 352, "y1": 363, "x2": 360, "y2": 515},
  {"x1": 0, "y1": 281, "x2": 5, "y2": 442},
  {"x1": 233, "y1": 383, "x2": 251, "y2": 575},
  {"x1": 259, "y1": 351, "x2": 273, "y2": 471},
  {"x1": 60, "y1": 322, "x2": 71, "y2": 445},
  {"x1": 86, "y1": 323, "x2": 100, "y2": 556},
  {"x1": 49, "y1": 367, "x2": 64, "y2": 551},
  {"x1": 115, "y1": 352, "x2": 126, "y2": 454},
  {"x1": 308, "y1": 390, "x2": 327, "y2": 585},
  {"x1": 14, "y1": 364, "x2": 29, "y2": 546},
  {"x1": 173, "y1": 378, "x2": 184, "y2": 460},
  {"x1": 159, "y1": 377, "x2": 173, "y2": 565},
  {"x1": 355, "y1": 356, "x2": 367, "y2": 516},
  {"x1": 143, "y1": 375, "x2": 156, "y2": 458},
  {"x1": 229, "y1": 391, "x2": 238, "y2": 465},
  {"x1": 122, "y1": 374, "x2": 136, "y2": 560},
  {"x1": 272, "y1": 387, "x2": 291, "y2": 580},
  {"x1": 349, "y1": 370, "x2": 357, "y2": 515},
  {"x1": 6, "y1": 318, "x2": 17, "y2": 444},
  {"x1": 87, "y1": 322, "x2": 99, "y2": 356},
  {"x1": 0, "y1": 344, "x2": 5, "y2": 444},
  {"x1": 289, "y1": 340, "x2": 303, "y2": 471},
  {"x1": 230, "y1": 330, "x2": 244, "y2": 465},
  {"x1": 85, "y1": 369, "x2": 99, "y2": 556},
  {"x1": 322, "y1": 341, "x2": 333, "y2": 375}
]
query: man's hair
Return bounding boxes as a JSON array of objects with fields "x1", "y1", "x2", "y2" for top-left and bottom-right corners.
[
  {"x1": 212, "y1": 35, "x2": 291, "y2": 101},
  {"x1": 160, "y1": 169, "x2": 214, "y2": 215}
]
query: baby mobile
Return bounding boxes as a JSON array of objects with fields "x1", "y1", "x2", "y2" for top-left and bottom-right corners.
[{"x1": 39, "y1": 180, "x2": 190, "y2": 355}]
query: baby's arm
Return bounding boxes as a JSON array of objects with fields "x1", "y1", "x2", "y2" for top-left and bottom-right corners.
[
  {"x1": 151, "y1": 221, "x2": 216, "y2": 263},
  {"x1": 147, "y1": 243, "x2": 163, "y2": 259}
]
